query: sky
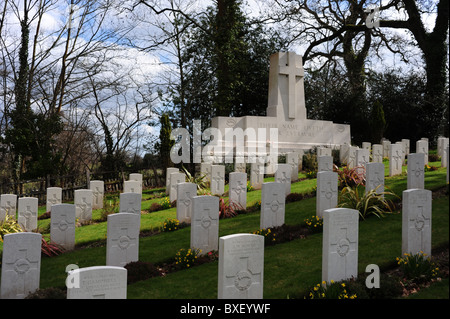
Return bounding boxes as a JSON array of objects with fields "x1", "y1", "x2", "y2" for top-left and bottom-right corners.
[{"x1": 1, "y1": 0, "x2": 441, "y2": 157}]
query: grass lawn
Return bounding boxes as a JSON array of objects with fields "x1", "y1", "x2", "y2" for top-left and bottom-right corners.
[{"x1": 0, "y1": 160, "x2": 448, "y2": 300}]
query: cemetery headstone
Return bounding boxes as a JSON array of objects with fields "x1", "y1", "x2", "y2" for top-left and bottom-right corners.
[
  {"x1": 250, "y1": 163, "x2": 264, "y2": 190},
  {"x1": 316, "y1": 171, "x2": 338, "y2": 218},
  {"x1": 46, "y1": 187, "x2": 62, "y2": 213},
  {"x1": 229, "y1": 172, "x2": 247, "y2": 210},
  {"x1": 365, "y1": 163, "x2": 385, "y2": 195},
  {"x1": 382, "y1": 140, "x2": 391, "y2": 158},
  {"x1": 416, "y1": 139, "x2": 429, "y2": 165},
  {"x1": 356, "y1": 148, "x2": 370, "y2": 176},
  {"x1": 177, "y1": 182, "x2": 197, "y2": 223},
  {"x1": 17, "y1": 197, "x2": 38, "y2": 232},
  {"x1": 119, "y1": 192, "x2": 142, "y2": 215},
  {"x1": 200, "y1": 163, "x2": 212, "y2": 183},
  {"x1": 66, "y1": 266, "x2": 127, "y2": 299},
  {"x1": 322, "y1": 208, "x2": 359, "y2": 284},
  {"x1": 106, "y1": 213, "x2": 140, "y2": 267},
  {"x1": 0, "y1": 194, "x2": 17, "y2": 222},
  {"x1": 407, "y1": 153, "x2": 425, "y2": 189},
  {"x1": 50, "y1": 204, "x2": 76, "y2": 251},
  {"x1": 275, "y1": 163, "x2": 292, "y2": 195},
  {"x1": 234, "y1": 161, "x2": 246, "y2": 173},
  {"x1": 210, "y1": 165, "x2": 225, "y2": 196},
  {"x1": 441, "y1": 138, "x2": 449, "y2": 168},
  {"x1": 318, "y1": 147, "x2": 332, "y2": 157},
  {"x1": 347, "y1": 146, "x2": 358, "y2": 169},
  {"x1": 166, "y1": 168, "x2": 179, "y2": 195},
  {"x1": 260, "y1": 182, "x2": 285, "y2": 229},
  {"x1": 318, "y1": 155, "x2": 333, "y2": 172},
  {"x1": 402, "y1": 189, "x2": 432, "y2": 256},
  {"x1": 74, "y1": 189, "x2": 93, "y2": 223},
  {"x1": 218, "y1": 234, "x2": 264, "y2": 299},
  {"x1": 0, "y1": 232, "x2": 42, "y2": 299},
  {"x1": 124, "y1": 180, "x2": 141, "y2": 194},
  {"x1": 191, "y1": 195, "x2": 219, "y2": 254},
  {"x1": 129, "y1": 173, "x2": 143, "y2": 191},
  {"x1": 286, "y1": 152, "x2": 299, "y2": 182},
  {"x1": 340, "y1": 143, "x2": 350, "y2": 165},
  {"x1": 401, "y1": 139, "x2": 410, "y2": 156},
  {"x1": 90, "y1": 180, "x2": 104, "y2": 210},
  {"x1": 169, "y1": 172, "x2": 186, "y2": 202},
  {"x1": 389, "y1": 143, "x2": 403, "y2": 176},
  {"x1": 372, "y1": 144, "x2": 383, "y2": 163},
  {"x1": 362, "y1": 142, "x2": 371, "y2": 150}
]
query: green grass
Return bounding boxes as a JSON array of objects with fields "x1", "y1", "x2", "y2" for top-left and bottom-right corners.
[{"x1": 1, "y1": 161, "x2": 448, "y2": 299}]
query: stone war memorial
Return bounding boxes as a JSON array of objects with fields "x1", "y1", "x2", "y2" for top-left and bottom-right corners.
[{"x1": 211, "y1": 51, "x2": 351, "y2": 160}]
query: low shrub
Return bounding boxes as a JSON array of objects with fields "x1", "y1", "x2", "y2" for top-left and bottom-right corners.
[
  {"x1": 162, "y1": 218, "x2": 180, "y2": 232},
  {"x1": 396, "y1": 251, "x2": 440, "y2": 283},
  {"x1": 428, "y1": 154, "x2": 440, "y2": 162},
  {"x1": 174, "y1": 248, "x2": 202, "y2": 269},
  {"x1": 252, "y1": 228, "x2": 277, "y2": 245},
  {"x1": 0, "y1": 215, "x2": 23, "y2": 241},
  {"x1": 305, "y1": 280, "x2": 357, "y2": 299},
  {"x1": 303, "y1": 215, "x2": 323, "y2": 233},
  {"x1": 339, "y1": 185, "x2": 398, "y2": 220},
  {"x1": 41, "y1": 238, "x2": 65, "y2": 257}
]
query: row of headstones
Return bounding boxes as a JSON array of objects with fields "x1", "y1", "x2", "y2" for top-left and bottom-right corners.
[
  {"x1": 1, "y1": 156, "x2": 431, "y2": 298},
  {"x1": 0, "y1": 184, "x2": 432, "y2": 299},
  {"x1": 0, "y1": 173, "x2": 144, "y2": 229}
]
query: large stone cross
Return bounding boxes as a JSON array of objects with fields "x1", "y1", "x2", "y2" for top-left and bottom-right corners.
[{"x1": 278, "y1": 52, "x2": 304, "y2": 119}]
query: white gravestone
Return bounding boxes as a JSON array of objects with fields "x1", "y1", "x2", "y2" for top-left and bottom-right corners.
[
  {"x1": 318, "y1": 155, "x2": 333, "y2": 172},
  {"x1": 389, "y1": 143, "x2": 403, "y2": 176},
  {"x1": 169, "y1": 172, "x2": 186, "y2": 202},
  {"x1": 365, "y1": 163, "x2": 385, "y2": 196},
  {"x1": 191, "y1": 195, "x2": 219, "y2": 254},
  {"x1": 0, "y1": 232, "x2": 42, "y2": 299},
  {"x1": 74, "y1": 189, "x2": 93, "y2": 223},
  {"x1": 395, "y1": 141, "x2": 406, "y2": 164},
  {"x1": 211, "y1": 52, "x2": 350, "y2": 157},
  {"x1": 322, "y1": 208, "x2": 359, "y2": 284},
  {"x1": 50, "y1": 204, "x2": 76, "y2": 251},
  {"x1": 260, "y1": 182, "x2": 285, "y2": 229},
  {"x1": 382, "y1": 140, "x2": 391, "y2": 158},
  {"x1": 234, "y1": 161, "x2": 246, "y2": 173},
  {"x1": 106, "y1": 213, "x2": 140, "y2": 267},
  {"x1": 356, "y1": 148, "x2": 370, "y2": 176},
  {"x1": 286, "y1": 152, "x2": 299, "y2": 182},
  {"x1": 229, "y1": 172, "x2": 247, "y2": 210},
  {"x1": 90, "y1": 180, "x2": 104, "y2": 210},
  {"x1": 372, "y1": 144, "x2": 383, "y2": 163},
  {"x1": 437, "y1": 137, "x2": 447, "y2": 157},
  {"x1": 200, "y1": 163, "x2": 212, "y2": 183},
  {"x1": 211, "y1": 165, "x2": 225, "y2": 196},
  {"x1": 123, "y1": 180, "x2": 141, "y2": 194},
  {"x1": 340, "y1": 143, "x2": 350, "y2": 165},
  {"x1": 441, "y1": 138, "x2": 449, "y2": 168},
  {"x1": 362, "y1": 142, "x2": 371, "y2": 151},
  {"x1": 46, "y1": 187, "x2": 62, "y2": 213},
  {"x1": 218, "y1": 234, "x2": 264, "y2": 299},
  {"x1": 318, "y1": 147, "x2": 332, "y2": 157},
  {"x1": 407, "y1": 153, "x2": 425, "y2": 190},
  {"x1": 166, "y1": 168, "x2": 179, "y2": 195},
  {"x1": 316, "y1": 171, "x2": 338, "y2": 218},
  {"x1": 17, "y1": 197, "x2": 38, "y2": 232},
  {"x1": 447, "y1": 146, "x2": 449, "y2": 183},
  {"x1": 275, "y1": 163, "x2": 292, "y2": 195},
  {"x1": 250, "y1": 163, "x2": 264, "y2": 190},
  {"x1": 347, "y1": 146, "x2": 358, "y2": 169},
  {"x1": 416, "y1": 139, "x2": 429, "y2": 165},
  {"x1": 177, "y1": 182, "x2": 197, "y2": 223},
  {"x1": 0, "y1": 194, "x2": 17, "y2": 221},
  {"x1": 66, "y1": 266, "x2": 127, "y2": 299},
  {"x1": 129, "y1": 173, "x2": 143, "y2": 192},
  {"x1": 402, "y1": 189, "x2": 432, "y2": 256},
  {"x1": 119, "y1": 192, "x2": 142, "y2": 215},
  {"x1": 402, "y1": 139, "x2": 410, "y2": 156}
]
